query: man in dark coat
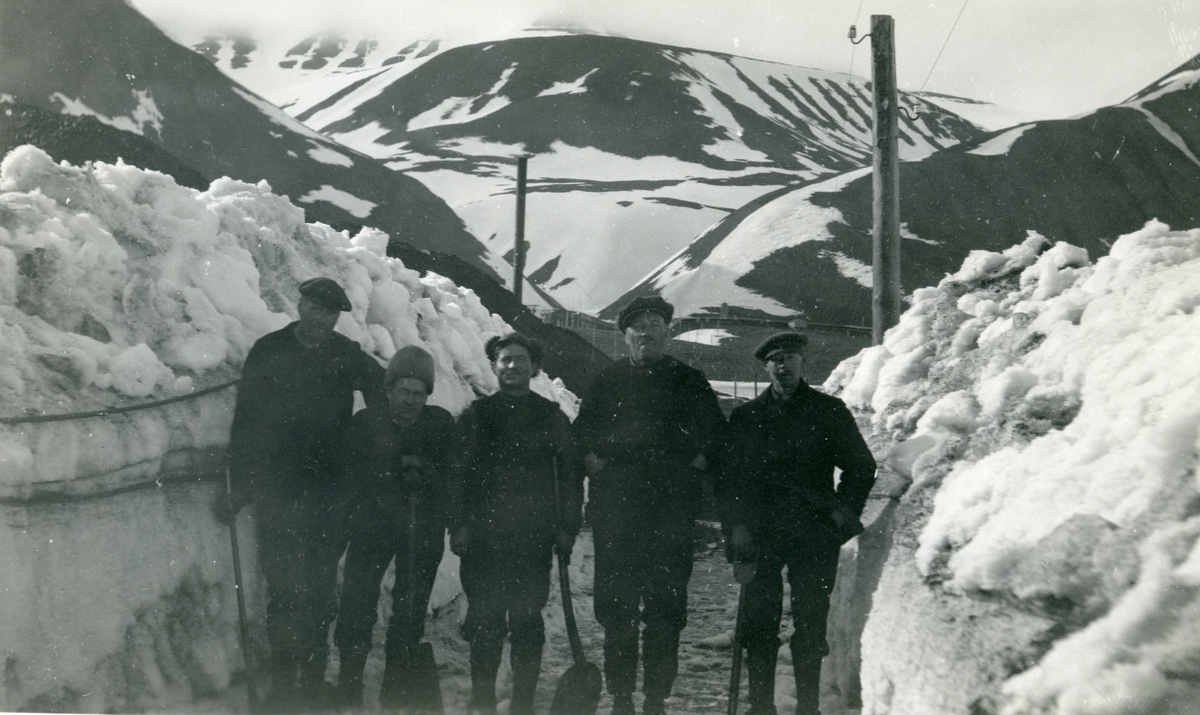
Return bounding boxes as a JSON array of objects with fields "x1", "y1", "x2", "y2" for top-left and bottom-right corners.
[
  {"x1": 332, "y1": 345, "x2": 454, "y2": 708},
  {"x1": 574, "y1": 296, "x2": 725, "y2": 715},
  {"x1": 450, "y1": 333, "x2": 583, "y2": 715},
  {"x1": 720, "y1": 332, "x2": 877, "y2": 715},
  {"x1": 219, "y1": 277, "x2": 386, "y2": 710}
]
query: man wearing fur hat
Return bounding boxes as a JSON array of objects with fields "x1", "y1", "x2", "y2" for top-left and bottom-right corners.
[
  {"x1": 450, "y1": 333, "x2": 583, "y2": 715},
  {"x1": 332, "y1": 345, "x2": 455, "y2": 708},
  {"x1": 720, "y1": 332, "x2": 876, "y2": 715},
  {"x1": 220, "y1": 277, "x2": 386, "y2": 709},
  {"x1": 574, "y1": 296, "x2": 725, "y2": 715}
]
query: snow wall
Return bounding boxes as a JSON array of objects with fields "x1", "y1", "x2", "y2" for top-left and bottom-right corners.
[
  {"x1": 0, "y1": 146, "x2": 577, "y2": 712},
  {"x1": 823, "y1": 223, "x2": 1200, "y2": 715}
]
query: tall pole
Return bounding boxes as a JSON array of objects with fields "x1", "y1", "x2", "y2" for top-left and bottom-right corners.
[
  {"x1": 513, "y1": 156, "x2": 528, "y2": 306},
  {"x1": 870, "y1": 15, "x2": 901, "y2": 345}
]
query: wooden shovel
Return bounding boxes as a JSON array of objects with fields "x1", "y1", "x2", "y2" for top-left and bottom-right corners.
[{"x1": 550, "y1": 457, "x2": 602, "y2": 715}]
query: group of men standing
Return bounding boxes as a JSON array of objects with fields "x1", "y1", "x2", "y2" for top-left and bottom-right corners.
[{"x1": 219, "y1": 278, "x2": 876, "y2": 715}]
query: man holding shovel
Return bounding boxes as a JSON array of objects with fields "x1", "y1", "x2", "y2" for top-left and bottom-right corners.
[
  {"x1": 218, "y1": 277, "x2": 385, "y2": 710},
  {"x1": 451, "y1": 333, "x2": 584, "y2": 715},
  {"x1": 719, "y1": 332, "x2": 876, "y2": 715},
  {"x1": 332, "y1": 345, "x2": 455, "y2": 709}
]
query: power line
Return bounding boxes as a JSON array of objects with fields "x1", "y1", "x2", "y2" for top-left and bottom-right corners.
[
  {"x1": 847, "y1": 0, "x2": 867, "y2": 80},
  {"x1": 920, "y1": 0, "x2": 971, "y2": 92}
]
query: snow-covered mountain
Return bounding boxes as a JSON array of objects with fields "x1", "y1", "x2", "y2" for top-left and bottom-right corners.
[
  {"x1": 194, "y1": 30, "x2": 985, "y2": 313},
  {"x1": 611, "y1": 54, "x2": 1200, "y2": 326},
  {"x1": 0, "y1": 0, "x2": 482, "y2": 267}
]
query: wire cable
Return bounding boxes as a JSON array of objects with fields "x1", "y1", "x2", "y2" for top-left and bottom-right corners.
[
  {"x1": 920, "y1": 0, "x2": 971, "y2": 92},
  {"x1": 847, "y1": 0, "x2": 868, "y2": 80}
]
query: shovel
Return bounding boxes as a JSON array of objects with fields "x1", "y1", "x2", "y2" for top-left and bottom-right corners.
[
  {"x1": 380, "y1": 489, "x2": 443, "y2": 712},
  {"x1": 727, "y1": 561, "x2": 756, "y2": 715},
  {"x1": 550, "y1": 458, "x2": 602, "y2": 715},
  {"x1": 224, "y1": 468, "x2": 259, "y2": 711}
]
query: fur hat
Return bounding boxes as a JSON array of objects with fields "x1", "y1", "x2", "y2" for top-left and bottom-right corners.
[
  {"x1": 753, "y1": 332, "x2": 809, "y2": 361},
  {"x1": 386, "y1": 345, "x2": 436, "y2": 394},
  {"x1": 617, "y1": 296, "x2": 674, "y2": 332},
  {"x1": 298, "y1": 277, "x2": 352, "y2": 312}
]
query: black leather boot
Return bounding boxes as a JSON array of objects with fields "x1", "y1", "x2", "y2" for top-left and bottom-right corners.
[
  {"x1": 745, "y1": 644, "x2": 778, "y2": 715},
  {"x1": 264, "y1": 650, "x2": 298, "y2": 713},
  {"x1": 335, "y1": 647, "x2": 368, "y2": 708},
  {"x1": 509, "y1": 649, "x2": 542, "y2": 715}
]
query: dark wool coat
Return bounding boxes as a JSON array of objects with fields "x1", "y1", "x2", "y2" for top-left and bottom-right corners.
[
  {"x1": 338, "y1": 402, "x2": 456, "y2": 528},
  {"x1": 453, "y1": 391, "x2": 583, "y2": 539},
  {"x1": 574, "y1": 355, "x2": 725, "y2": 466},
  {"x1": 720, "y1": 383, "x2": 877, "y2": 544},
  {"x1": 226, "y1": 322, "x2": 386, "y2": 497}
]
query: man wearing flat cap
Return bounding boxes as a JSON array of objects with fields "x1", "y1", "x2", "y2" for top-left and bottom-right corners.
[
  {"x1": 575, "y1": 296, "x2": 725, "y2": 715},
  {"x1": 719, "y1": 332, "x2": 876, "y2": 715},
  {"x1": 220, "y1": 276, "x2": 386, "y2": 709}
]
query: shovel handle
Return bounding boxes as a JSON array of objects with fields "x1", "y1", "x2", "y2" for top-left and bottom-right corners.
[
  {"x1": 728, "y1": 582, "x2": 747, "y2": 715},
  {"x1": 552, "y1": 457, "x2": 587, "y2": 666},
  {"x1": 225, "y1": 468, "x2": 259, "y2": 710}
]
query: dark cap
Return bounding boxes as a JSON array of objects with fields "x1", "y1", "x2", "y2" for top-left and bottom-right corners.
[
  {"x1": 298, "y1": 277, "x2": 352, "y2": 312},
  {"x1": 753, "y1": 331, "x2": 809, "y2": 361},
  {"x1": 617, "y1": 296, "x2": 674, "y2": 332}
]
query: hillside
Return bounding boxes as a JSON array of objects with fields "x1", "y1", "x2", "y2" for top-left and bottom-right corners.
[
  {"x1": 195, "y1": 30, "x2": 985, "y2": 313},
  {"x1": 610, "y1": 54, "x2": 1200, "y2": 327},
  {"x1": 0, "y1": 0, "x2": 481, "y2": 264}
]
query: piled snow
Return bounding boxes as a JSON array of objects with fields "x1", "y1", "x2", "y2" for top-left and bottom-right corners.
[
  {"x1": 0, "y1": 145, "x2": 576, "y2": 711},
  {"x1": 825, "y1": 222, "x2": 1200, "y2": 714}
]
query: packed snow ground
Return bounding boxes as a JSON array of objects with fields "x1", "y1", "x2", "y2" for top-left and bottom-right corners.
[{"x1": 826, "y1": 222, "x2": 1200, "y2": 714}]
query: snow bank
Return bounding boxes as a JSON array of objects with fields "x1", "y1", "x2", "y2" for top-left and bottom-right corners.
[
  {"x1": 0, "y1": 145, "x2": 574, "y2": 711},
  {"x1": 826, "y1": 222, "x2": 1200, "y2": 714}
]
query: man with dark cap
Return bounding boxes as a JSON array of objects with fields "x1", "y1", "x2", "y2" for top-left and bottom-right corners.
[
  {"x1": 219, "y1": 276, "x2": 386, "y2": 710},
  {"x1": 719, "y1": 332, "x2": 876, "y2": 715},
  {"x1": 450, "y1": 333, "x2": 583, "y2": 715},
  {"x1": 332, "y1": 345, "x2": 455, "y2": 708},
  {"x1": 574, "y1": 296, "x2": 725, "y2": 715}
]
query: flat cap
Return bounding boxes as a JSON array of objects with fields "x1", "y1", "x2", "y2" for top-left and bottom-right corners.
[
  {"x1": 617, "y1": 296, "x2": 674, "y2": 332},
  {"x1": 298, "y1": 277, "x2": 352, "y2": 312},
  {"x1": 753, "y1": 331, "x2": 809, "y2": 361}
]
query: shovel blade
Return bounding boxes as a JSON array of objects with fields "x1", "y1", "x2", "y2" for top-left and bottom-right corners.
[{"x1": 550, "y1": 661, "x2": 602, "y2": 715}]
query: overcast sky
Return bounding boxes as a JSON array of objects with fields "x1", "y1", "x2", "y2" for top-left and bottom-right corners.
[{"x1": 132, "y1": 0, "x2": 1200, "y2": 120}]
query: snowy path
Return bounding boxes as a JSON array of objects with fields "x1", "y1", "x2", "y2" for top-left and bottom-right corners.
[{"x1": 179, "y1": 529, "x2": 854, "y2": 715}]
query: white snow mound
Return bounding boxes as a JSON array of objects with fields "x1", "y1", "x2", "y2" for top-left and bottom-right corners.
[{"x1": 826, "y1": 222, "x2": 1200, "y2": 714}]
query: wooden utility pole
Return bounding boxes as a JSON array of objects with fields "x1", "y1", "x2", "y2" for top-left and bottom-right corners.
[
  {"x1": 870, "y1": 14, "x2": 902, "y2": 345},
  {"x1": 513, "y1": 156, "x2": 528, "y2": 305}
]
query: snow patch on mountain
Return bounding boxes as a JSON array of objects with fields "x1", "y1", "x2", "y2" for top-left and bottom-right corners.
[
  {"x1": 538, "y1": 68, "x2": 598, "y2": 97},
  {"x1": 297, "y1": 184, "x2": 376, "y2": 218},
  {"x1": 407, "y1": 65, "x2": 517, "y2": 131},
  {"x1": 50, "y1": 90, "x2": 164, "y2": 137},
  {"x1": 306, "y1": 143, "x2": 355, "y2": 166},
  {"x1": 968, "y1": 124, "x2": 1034, "y2": 156}
]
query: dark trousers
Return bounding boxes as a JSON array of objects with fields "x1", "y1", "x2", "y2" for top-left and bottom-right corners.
[
  {"x1": 590, "y1": 472, "x2": 695, "y2": 704},
  {"x1": 740, "y1": 531, "x2": 841, "y2": 715},
  {"x1": 256, "y1": 491, "x2": 345, "y2": 692},
  {"x1": 334, "y1": 511, "x2": 444, "y2": 687},
  {"x1": 459, "y1": 532, "x2": 553, "y2": 711}
]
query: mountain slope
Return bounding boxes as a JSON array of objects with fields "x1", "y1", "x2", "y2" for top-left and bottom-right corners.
[
  {"x1": 610, "y1": 54, "x2": 1200, "y2": 326},
  {"x1": 199, "y1": 31, "x2": 985, "y2": 313},
  {"x1": 0, "y1": 0, "x2": 481, "y2": 265}
]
